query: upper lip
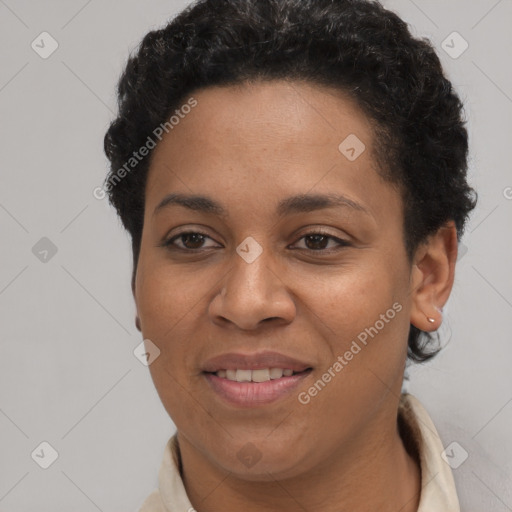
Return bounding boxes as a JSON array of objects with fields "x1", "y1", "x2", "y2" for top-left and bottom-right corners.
[{"x1": 202, "y1": 350, "x2": 313, "y2": 372}]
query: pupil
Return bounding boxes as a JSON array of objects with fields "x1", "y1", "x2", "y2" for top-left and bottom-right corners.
[
  {"x1": 183, "y1": 233, "x2": 204, "y2": 249},
  {"x1": 306, "y1": 234, "x2": 328, "y2": 250}
]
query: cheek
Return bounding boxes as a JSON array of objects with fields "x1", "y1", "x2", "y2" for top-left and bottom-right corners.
[
  {"x1": 298, "y1": 259, "x2": 409, "y2": 403},
  {"x1": 136, "y1": 260, "x2": 202, "y2": 335},
  {"x1": 301, "y1": 260, "x2": 401, "y2": 340},
  {"x1": 135, "y1": 263, "x2": 205, "y2": 386},
  {"x1": 136, "y1": 264, "x2": 206, "y2": 425},
  {"x1": 291, "y1": 266, "x2": 408, "y2": 440}
]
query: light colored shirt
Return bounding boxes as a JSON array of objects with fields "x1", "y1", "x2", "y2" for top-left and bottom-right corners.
[{"x1": 138, "y1": 393, "x2": 460, "y2": 511}]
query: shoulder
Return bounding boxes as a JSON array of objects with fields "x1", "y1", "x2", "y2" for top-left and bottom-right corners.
[
  {"x1": 137, "y1": 489, "x2": 167, "y2": 512},
  {"x1": 403, "y1": 393, "x2": 511, "y2": 511},
  {"x1": 433, "y1": 410, "x2": 511, "y2": 511}
]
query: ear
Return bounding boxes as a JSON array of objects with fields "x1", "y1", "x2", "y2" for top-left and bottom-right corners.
[
  {"x1": 131, "y1": 267, "x2": 142, "y2": 332},
  {"x1": 409, "y1": 220, "x2": 458, "y2": 332}
]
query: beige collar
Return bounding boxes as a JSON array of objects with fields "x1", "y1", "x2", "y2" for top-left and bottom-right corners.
[{"x1": 398, "y1": 393, "x2": 460, "y2": 511}]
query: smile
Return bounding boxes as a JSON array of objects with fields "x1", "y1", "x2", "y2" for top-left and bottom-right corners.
[{"x1": 203, "y1": 368, "x2": 312, "y2": 407}]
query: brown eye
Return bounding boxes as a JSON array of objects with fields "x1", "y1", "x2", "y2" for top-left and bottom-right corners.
[
  {"x1": 293, "y1": 232, "x2": 351, "y2": 253},
  {"x1": 304, "y1": 234, "x2": 330, "y2": 250},
  {"x1": 179, "y1": 233, "x2": 207, "y2": 249},
  {"x1": 164, "y1": 231, "x2": 218, "y2": 251}
]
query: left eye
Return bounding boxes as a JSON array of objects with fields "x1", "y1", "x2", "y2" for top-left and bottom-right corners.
[
  {"x1": 293, "y1": 233, "x2": 350, "y2": 252},
  {"x1": 163, "y1": 231, "x2": 350, "y2": 252}
]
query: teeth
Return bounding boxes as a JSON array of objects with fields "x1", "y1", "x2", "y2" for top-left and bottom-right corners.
[
  {"x1": 235, "y1": 369, "x2": 252, "y2": 382},
  {"x1": 214, "y1": 368, "x2": 297, "y2": 381},
  {"x1": 251, "y1": 369, "x2": 270, "y2": 382},
  {"x1": 269, "y1": 368, "x2": 284, "y2": 379}
]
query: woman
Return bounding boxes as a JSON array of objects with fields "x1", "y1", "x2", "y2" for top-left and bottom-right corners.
[{"x1": 103, "y1": 0, "x2": 477, "y2": 510}]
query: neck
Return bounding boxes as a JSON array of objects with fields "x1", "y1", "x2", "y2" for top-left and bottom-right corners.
[{"x1": 178, "y1": 398, "x2": 421, "y2": 512}]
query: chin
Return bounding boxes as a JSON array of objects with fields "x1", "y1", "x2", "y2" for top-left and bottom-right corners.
[
  {"x1": 228, "y1": 461, "x2": 308, "y2": 482},
  {"x1": 211, "y1": 440, "x2": 311, "y2": 481}
]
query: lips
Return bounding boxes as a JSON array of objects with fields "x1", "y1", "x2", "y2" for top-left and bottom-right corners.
[
  {"x1": 204, "y1": 370, "x2": 312, "y2": 407},
  {"x1": 201, "y1": 350, "x2": 313, "y2": 373}
]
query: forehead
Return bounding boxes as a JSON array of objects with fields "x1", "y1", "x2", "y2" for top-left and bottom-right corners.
[
  {"x1": 164, "y1": 80, "x2": 374, "y2": 149},
  {"x1": 145, "y1": 80, "x2": 399, "y2": 225}
]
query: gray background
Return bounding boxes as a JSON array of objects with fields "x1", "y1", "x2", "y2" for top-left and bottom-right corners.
[{"x1": 0, "y1": 0, "x2": 511, "y2": 510}]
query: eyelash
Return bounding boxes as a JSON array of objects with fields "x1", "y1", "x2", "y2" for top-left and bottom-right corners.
[{"x1": 162, "y1": 229, "x2": 351, "y2": 254}]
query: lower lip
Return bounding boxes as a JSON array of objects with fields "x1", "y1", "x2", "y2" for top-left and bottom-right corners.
[{"x1": 203, "y1": 370, "x2": 312, "y2": 407}]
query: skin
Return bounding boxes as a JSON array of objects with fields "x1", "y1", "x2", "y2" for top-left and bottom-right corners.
[{"x1": 132, "y1": 80, "x2": 458, "y2": 512}]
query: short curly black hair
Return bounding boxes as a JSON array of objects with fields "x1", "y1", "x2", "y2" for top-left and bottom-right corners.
[{"x1": 103, "y1": 0, "x2": 477, "y2": 362}]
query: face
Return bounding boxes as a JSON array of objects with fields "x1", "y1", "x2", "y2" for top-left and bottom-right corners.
[{"x1": 133, "y1": 80, "x2": 419, "y2": 480}]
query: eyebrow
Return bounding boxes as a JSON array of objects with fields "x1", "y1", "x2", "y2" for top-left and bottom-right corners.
[{"x1": 153, "y1": 192, "x2": 371, "y2": 218}]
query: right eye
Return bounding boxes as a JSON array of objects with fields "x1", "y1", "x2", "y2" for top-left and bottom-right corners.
[{"x1": 162, "y1": 231, "x2": 220, "y2": 251}]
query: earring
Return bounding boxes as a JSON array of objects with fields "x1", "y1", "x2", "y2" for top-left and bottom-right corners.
[{"x1": 426, "y1": 306, "x2": 442, "y2": 324}]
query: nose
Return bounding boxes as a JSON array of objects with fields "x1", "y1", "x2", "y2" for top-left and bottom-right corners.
[{"x1": 208, "y1": 246, "x2": 297, "y2": 331}]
